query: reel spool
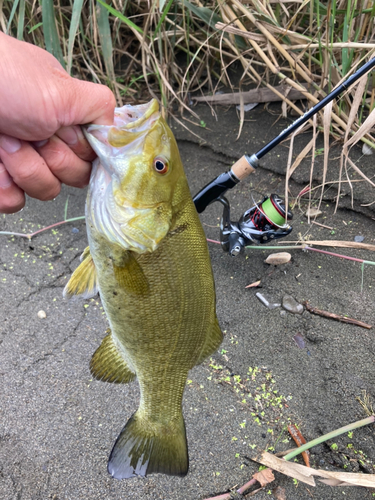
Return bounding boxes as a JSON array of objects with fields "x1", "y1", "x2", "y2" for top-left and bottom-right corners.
[{"x1": 219, "y1": 193, "x2": 293, "y2": 256}]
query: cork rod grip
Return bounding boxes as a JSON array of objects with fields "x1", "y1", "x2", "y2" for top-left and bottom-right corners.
[{"x1": 231, "y1": 156, "x2": 256, "y2": 181}]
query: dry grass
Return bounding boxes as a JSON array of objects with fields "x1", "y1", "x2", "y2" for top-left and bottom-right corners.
[{"x1": 1, "y1": 0, "x2": 375, "y2": 210}]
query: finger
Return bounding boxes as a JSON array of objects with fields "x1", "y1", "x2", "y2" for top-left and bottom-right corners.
[
  {"x1": 0, "y1": 134, "x2": 61, "y2": 201},
  {"x1": 56, "y1": 125, "x2": 96, "y2": 162},
  {"x1": 0, "y1": 162, "x2": 25, "y2": 214},
  {"x1": 34, "y1": 135, "x2": 92, "y2": 188},
  {"x1": 61, "y1": 79, "x2": 116, "y2": 127}
]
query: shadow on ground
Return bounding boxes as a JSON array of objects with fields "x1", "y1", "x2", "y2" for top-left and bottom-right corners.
[{"x1": 1, "y1": 103, "x2": 375, "y2": 500}]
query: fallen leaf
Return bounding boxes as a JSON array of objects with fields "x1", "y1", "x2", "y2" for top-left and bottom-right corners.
[
  {"x1": 253, "y1": 451, "x2": 375, "y2": 487},
  {"x1": 252, "y1": 468, "x2": 275, "y2": 487},
  {"x1": 264, "y1": 252, "x2": 291, "y2": 265},
  {"x1": 287, "y1": 423, "x2": 310, "y2": 467},
  {"x1": 305, "y1": 207, "x2": 322, "y2": 218},
  {"x1": 272, "y1": 486, "x2": 286, "y2": 500},
  {"x1": 245, "y1": 280, "x2": 261, "y2": 288},
  {"x1": 293, "y1": 333, "x2": 306, "y2": 349},
  {"x1": 236, "y1": 103, "x2": 258, "y2": 112}
]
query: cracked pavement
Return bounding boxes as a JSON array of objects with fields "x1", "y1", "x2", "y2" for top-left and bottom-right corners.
[{"x1": 1, "y1": 103, "x2": 375, "y2": 500}]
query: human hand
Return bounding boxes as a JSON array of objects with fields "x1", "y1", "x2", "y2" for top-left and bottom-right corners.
[{"x1": 0, "y1": 32, "x2": 116, "y2": 213}]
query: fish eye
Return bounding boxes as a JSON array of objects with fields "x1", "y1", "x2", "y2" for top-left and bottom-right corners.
[{"x1": 153, "y1": 157, "x2": 169, "y2": 174}]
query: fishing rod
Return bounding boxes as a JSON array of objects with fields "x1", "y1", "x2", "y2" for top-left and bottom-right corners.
[{"x1": 193, "y1": 57, "x2": 375, "y2": 256}]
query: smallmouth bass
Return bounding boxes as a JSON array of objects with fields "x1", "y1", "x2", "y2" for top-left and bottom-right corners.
[{"x1": 64, "y1": 99, "x2": 222, "y2": 479}]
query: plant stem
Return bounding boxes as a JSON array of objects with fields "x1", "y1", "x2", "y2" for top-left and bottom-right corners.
[{"x1": 283, "y1": 415, "x2": 375, "y2": 461}]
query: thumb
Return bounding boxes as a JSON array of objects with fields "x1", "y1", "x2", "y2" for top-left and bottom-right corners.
[{"x1": 61, "y1": 74, "x2": 116, "y2": 127}]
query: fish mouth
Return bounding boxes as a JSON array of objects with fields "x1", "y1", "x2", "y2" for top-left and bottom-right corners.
[{"x1": 83, "y1": 99, "x2": 160, "y2": 152}]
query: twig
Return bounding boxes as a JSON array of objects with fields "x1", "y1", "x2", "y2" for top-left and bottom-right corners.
[
  {"x1": 0, "y1": 216, "x2": 85, "y2": 240},
  {"x1": 311, "y1": 221, "x2": 333, "y2": 230},
  {"x1": 192, "y1": 84, "x2": 307, "y2": 105},
  {"x1": 303, "y1": 301, "x2": 372, "y2": 329}
]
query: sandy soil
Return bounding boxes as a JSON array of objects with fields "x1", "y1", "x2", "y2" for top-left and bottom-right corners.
[{"x1": 1, "y1": 102, "x2": 375, "y2": 500}]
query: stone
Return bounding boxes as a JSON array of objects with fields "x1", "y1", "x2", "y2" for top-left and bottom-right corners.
[
  {"x1": 282, "y1": 294, "x2": 304, "y2": 314},
  {"x1": 264, "y1": 252, "x2": 291, "y2": 265}
]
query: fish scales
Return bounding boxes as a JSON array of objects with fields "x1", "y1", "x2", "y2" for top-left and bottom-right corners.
[{"x1": 64, "y1": 99, "x2": 222, "y2": 479}]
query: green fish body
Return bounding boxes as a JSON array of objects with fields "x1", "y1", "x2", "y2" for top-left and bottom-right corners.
[{"x1": 64, "y1": 100, "x2": 222, "y2": 479}]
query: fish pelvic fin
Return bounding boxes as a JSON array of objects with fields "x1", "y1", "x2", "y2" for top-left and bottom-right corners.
[
  {"x1": 112, "y1": 253, "x2": 149, "y2": 296},
  {"x1": 90, "y1": 329, "x2": 136, "y2": 384},
  {"x1": 63, "y1": 246, "x2": 99, "y2": 299},
  {"x1": 108, "y1": 411, "x2": 188, "y2": 479},
  {"x1": 195, "y1": 317, "x2": 223, "y2": 366}
]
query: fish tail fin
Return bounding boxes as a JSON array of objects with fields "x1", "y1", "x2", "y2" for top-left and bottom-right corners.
[{"x1": 108, "y1": 411, "x2": 188, "y2": 479}]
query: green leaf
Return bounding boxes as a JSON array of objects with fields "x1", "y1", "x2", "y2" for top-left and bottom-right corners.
[
  {"x1": 28, "y1": 22, "x2": 43, "y2": 34},
  {"x1": 42, "y1": 0, "x2": 65, "y2": 68},
  {"x1": 96, "y1": 0, "x2": 144, "y2": 35},
  {"x1": 6, "y1": 0, "x2": 20, "y2": 35},
  {"x1": 154, "y1": 0, "x2": 174, "y2": 39},
  {"x1": 181, "y1": 0, "x2": 221, "y2": 29},
  {"x1": 96, "y1": 0, "x2": 115, "y2": 81},
  {"x1": 181, "y1": 1, "x2": 247, "y2": 49},
  {"x1": 67, "y1": 0, "x2": 84, "y2": 74},
  {"x1": 17, "y1": 0, "x2": 26, "y2": 40}
]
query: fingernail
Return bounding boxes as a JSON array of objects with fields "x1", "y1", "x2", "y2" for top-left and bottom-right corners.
[
  {"x1": 0, "y1": 134, "x2": 21, "y2": 154},
  {"x1": 57, "y1": 126, "x2": 80, "y2": 146},
  {"x1": 0, "y1": 164, "x2": 13, "y2": 189}
]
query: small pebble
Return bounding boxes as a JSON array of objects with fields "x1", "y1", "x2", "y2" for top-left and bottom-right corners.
[
  {"x1": 256, "y1": 292, "x2": 281, "y2": 310},
  {"x1": 72, "y1": 227, "x2": 80, "y2": 234},
  {"x1": 354, "y1": 235, "x2": 364, "y2": 242},
  {"x1": 282, "y1": 294, "x2": 304, "y2": 315},
  {"x1": 37, "y1": 310, "x2": 47, "y2": 319},
  {"x1": 264, "y1": 252, "x2": 291, "y2": 266},
  {"x1": 362, "y1": 143, "x2": 373, "y2": 156}
]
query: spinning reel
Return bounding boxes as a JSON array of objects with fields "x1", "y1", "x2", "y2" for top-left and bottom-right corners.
[
  {"x1": 193, "y1": 57, "x2": 375, "y2": 255},
  {"x1": 218, "y1": 193, "x2": 292, "y2": 256}
]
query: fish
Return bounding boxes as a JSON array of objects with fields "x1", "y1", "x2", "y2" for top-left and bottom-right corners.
[{"x1": 64, "y1": 99, "x2": 223, "y2": 479}]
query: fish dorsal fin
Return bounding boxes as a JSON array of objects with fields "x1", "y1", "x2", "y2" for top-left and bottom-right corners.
[
  {"x1": 63, "y1": 246, "x2": 99, "y2": 299},
  {"x1": 194, "y1": 317, "x2": 223, "y2": 366},
  {"x1": 113, "y1": 253, "x2": 149, "y2": 296},
  {"x1": 90, "y1": 329, "x2": 136, "y2": 384}
]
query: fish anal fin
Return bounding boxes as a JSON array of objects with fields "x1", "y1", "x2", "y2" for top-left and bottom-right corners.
[
  {"x1": 195, "y1": 318, "x2": 223, "y2": 366},
  {"x1": 90, "y1": 330, "x2": 136, "y2": 384},
  {"x1": 108, "y1": 412, "x2": 188, "y2": 479},
  {"x1": 113, "y1": 254, "x2": 149, "y2": 296},
  {"x1": 63, "y1": 246, "x2": 99, "y2": 299}
]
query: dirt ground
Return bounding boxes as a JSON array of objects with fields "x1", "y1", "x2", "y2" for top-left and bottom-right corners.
[{"x1": 1, "y1": 101, "x2": 375, "y2": 500}]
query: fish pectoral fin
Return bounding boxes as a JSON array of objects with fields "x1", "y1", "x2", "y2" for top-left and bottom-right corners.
[
  {"x1": 90, "y1": 329, "x2": 136, "y2": 384},
  {"x1": 113, "y1": 253, "x2": 149, "y2": 296},
  {"x1": 108, "y1": 412, "x2": 188, "y2": 479},
  {"x1": 195, "y1": 317, "x2": 223, "y2": 366},
  {"x1": 63, "y1": 246, "x2": 99, "y2": 299}
]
